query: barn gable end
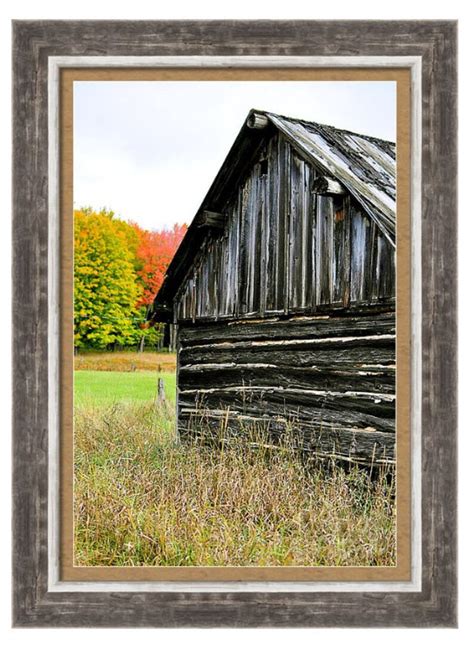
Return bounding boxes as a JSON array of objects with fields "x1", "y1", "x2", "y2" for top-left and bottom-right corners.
[
  {"x1": 150, "y1": 110, "x2": 396, "y2": 466},
  {"x1": 173, "y1": 129, "x2": 395, "y2": 323}
]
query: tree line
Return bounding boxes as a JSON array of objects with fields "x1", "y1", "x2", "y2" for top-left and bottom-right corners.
[{"x1": 74, "y1": 208, "x2": 186, "y2": 350}]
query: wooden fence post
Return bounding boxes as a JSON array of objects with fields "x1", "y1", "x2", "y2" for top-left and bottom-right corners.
[{"x1": 156, "y1": 377, "x2": 166, "y2": 405}]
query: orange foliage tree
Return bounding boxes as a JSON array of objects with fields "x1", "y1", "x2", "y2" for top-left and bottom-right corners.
[{"x1": 132, "y1": 223, "x2": 187, "y2": 309}]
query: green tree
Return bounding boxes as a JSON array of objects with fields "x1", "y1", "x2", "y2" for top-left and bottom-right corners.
[{"x1": 74, "y1": 209, "x2": 142, "y2": 349}]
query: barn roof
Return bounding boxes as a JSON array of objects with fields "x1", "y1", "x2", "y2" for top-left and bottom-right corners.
[
  {"x1": 150, "y1": 109, "x2": 396, "y2": 320},
  {"x1": 266, "y1": 112, "x2": 396, "y2": 244}
]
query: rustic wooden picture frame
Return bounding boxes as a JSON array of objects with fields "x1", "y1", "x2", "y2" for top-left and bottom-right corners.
[{"x1": 12, "y1": 20, "x2": 457, "y2": 627}]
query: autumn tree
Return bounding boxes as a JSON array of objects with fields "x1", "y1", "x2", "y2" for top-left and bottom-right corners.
[
  {"x1": 133, "y1": 223, "x2": 187, "y2": 308},
  {"x1": 74, "y1": 209, "x2": 142, "y2": 349}
]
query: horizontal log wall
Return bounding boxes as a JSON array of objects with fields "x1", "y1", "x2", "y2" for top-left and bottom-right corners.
[
  {"x1": 175, "y1": 133, "x2": 395, "y2": 323},
  {"x1": 177, "y1": 311, "x2": 396, "y2": 465}
]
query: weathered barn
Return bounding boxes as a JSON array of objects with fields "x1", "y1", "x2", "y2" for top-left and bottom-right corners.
[{"x1": 149, "y1": 109, "x2": 396, "y2": 467}]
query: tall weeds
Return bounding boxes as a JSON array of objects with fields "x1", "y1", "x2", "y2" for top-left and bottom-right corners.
[{"x1": 74, "y1": 401, "x2": 396, "y2": 567}]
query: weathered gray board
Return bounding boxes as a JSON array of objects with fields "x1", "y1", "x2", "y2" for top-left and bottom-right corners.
[
  {"x1": 175, "y1": 133, "x2": 395, "y2": 323},
  {"x1": 177, "y1": 312, "x2": 396, "y2": 466}
]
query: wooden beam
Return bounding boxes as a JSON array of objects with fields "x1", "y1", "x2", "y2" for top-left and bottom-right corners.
[
  {"x1": 196, "y1": 210, "x2": 225, "y2": 230},
  {"x1": 246, "y1": 112, "x2": 269, "y2": 129},
  {"x1": 312, "y1": 175, "x2": 347, "y2": 196}
]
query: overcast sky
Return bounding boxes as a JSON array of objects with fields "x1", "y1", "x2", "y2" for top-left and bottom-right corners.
[{"x1": 74, "y1": 81, "x2": 396, "y2": 231}]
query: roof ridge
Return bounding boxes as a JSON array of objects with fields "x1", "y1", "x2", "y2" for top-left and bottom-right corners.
[{"x1": 250, "y1": 109, "x2": 396, "y2": 147}]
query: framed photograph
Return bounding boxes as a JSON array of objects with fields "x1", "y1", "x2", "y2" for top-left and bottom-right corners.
[{"x1": 12, "y1": 20, "x2": 457, "y2": 627}]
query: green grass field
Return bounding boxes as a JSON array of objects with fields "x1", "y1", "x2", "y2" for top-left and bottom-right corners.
[{"x1": 74, "y1": 370, "x2": 176, "y2": 405}]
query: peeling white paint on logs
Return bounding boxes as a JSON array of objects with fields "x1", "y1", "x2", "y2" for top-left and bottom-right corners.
[
  {"x1": 179, "y1": 386, "x2": 396, "y2": 402},
  {"x1": 181, "y1": 362, "x2": 278, "y2": 371},
  {"x1": 181, "y1": 333, "x2": 395, "y2": 352},
  {"x1": 288, "y1": 315, "x2": 331, "y2": 321},
  {"x1": 360, "y1": 363, "x2": 396, "y2": 369},
  {"x1": 310, "y1": 451, "x2": 395, "y2": 467},
  {"x1": 311, "y1": 367, "x2": 391, "y2": 376},
  {"x1": 181, "y1": 407, "x2": 242, "y2": 417}
]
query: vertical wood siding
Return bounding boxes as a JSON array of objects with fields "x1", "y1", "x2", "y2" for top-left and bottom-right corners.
[{"x1": 175, "y1": 132, "x2": 395, "y2": 323}]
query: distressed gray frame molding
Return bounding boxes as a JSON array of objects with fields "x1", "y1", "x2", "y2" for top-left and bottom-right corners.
[
  {"x1": 12, "y1": 20, "x2": 457, "y2": 627},
  {"x1": 48, "y1": 53, "x2": 423, "y2": 596}
]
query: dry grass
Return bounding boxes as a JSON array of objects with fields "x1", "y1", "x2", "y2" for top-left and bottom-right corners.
[
  {"x1": 74, "y1": 351, "x2": 176, "y2": 373},
  {"x1": 74, "y1": 401, "x2": 396, "y2": 567}
]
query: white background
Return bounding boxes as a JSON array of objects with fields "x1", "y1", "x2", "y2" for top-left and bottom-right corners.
[{"x1": 0, "y1": 1, "x2": 471, "y2": 646}]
